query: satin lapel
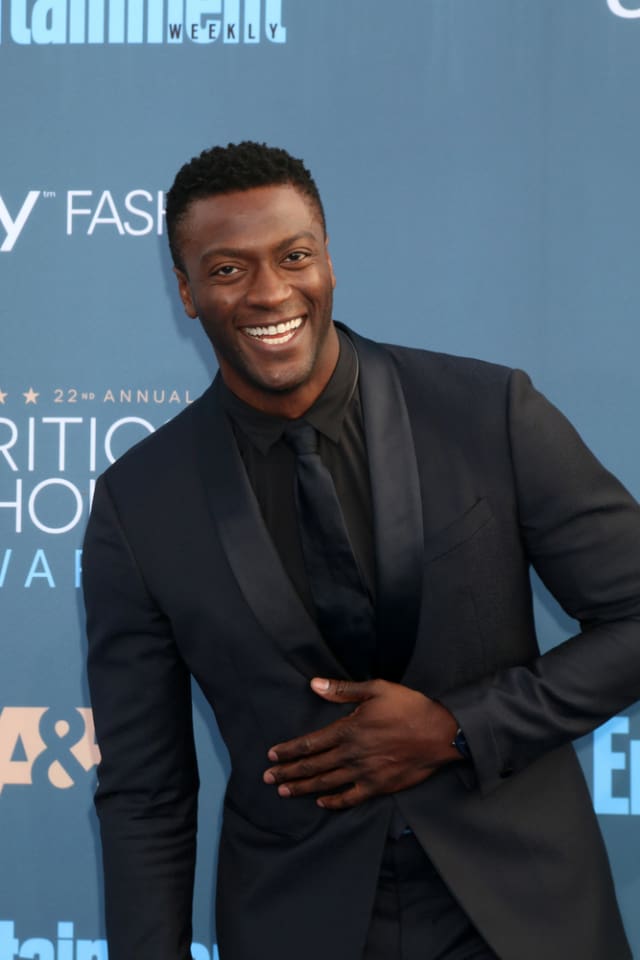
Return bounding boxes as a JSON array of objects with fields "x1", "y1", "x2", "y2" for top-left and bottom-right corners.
[
  {"x1": 193, "y1": 380, "x2": 349, "y2": 680},
  {"x1": 346, "y1": 328, "x2": 424, "y2": 682}
]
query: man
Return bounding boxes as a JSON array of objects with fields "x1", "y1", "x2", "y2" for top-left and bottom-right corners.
[{"x1": 83, "y1": 141, "x2": 640, "y2": 960}]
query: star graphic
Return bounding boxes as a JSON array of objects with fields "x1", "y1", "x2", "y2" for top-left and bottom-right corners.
[
  {"x1": 23, "y1": 387, "x2": 39, "y2": 404},
  {"x1": 0, "y1": 389, "x2": 7, "y2": 404}
]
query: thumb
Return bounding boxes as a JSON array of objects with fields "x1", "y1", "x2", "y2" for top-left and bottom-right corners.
[{"x1": 310, "y1": 677, "x2": 375, "y2": 702}]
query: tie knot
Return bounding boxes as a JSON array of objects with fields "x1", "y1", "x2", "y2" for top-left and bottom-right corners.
[{"x1": 283, "y1": 421, "x2": 318, "y2": 456}]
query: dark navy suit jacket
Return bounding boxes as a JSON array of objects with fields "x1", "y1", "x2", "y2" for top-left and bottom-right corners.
[{"x1": 84, "y1": 326, "x2": 640, "y2": 960}]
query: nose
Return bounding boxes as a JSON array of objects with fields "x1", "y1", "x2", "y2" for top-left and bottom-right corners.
[{"x1": 245, "y1": 261, "x2": 291, "y2": 309}]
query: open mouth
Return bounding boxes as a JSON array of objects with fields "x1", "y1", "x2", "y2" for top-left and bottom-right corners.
[{"x1": 242, "y1": 317, "x2": 303, "y2": 345}]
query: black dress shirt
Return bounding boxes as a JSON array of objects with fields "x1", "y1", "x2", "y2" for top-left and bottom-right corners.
[{"x1": 219, "y1": 329, "x2": 376, "y2": 632}]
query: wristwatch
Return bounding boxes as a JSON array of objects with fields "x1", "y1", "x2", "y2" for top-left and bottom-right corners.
[{"x1": 451, "y1": 726, "x2": 471, "y2": 760}]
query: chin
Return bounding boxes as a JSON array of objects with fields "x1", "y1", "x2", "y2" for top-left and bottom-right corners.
[
  {"x1": 256, "y1": 376, "x2": 306, "y2": 396},
  {"x1": 252, "y1": 365, "x2": 311, "y2": 396}
]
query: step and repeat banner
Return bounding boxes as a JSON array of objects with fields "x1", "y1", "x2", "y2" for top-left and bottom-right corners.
[{"x1": 2, "y1": 0, "x2": 640, "y2": 956}]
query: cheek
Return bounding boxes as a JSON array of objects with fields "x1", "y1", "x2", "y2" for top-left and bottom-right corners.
[{"x1": 197, "y1": 291, "x2": 235, "y2": 324}]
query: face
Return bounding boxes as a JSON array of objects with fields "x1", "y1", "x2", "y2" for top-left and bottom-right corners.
[{"x1": 174, "y1": 184, "x2": 338, "y2": 417}]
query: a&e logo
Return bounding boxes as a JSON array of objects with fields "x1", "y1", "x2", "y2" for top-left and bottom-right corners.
[{"x1": 0, "y1": 707, "x2": 99, "y2": 794}]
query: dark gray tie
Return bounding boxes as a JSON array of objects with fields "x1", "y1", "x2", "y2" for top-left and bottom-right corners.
[{"x1": 284, "y1": 420, "x2": 376, "y2": 679}]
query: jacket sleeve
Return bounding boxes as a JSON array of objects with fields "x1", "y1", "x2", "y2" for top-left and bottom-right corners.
[
  {"x1": 441, "y1": 368, "x2": 640, "y2": 794},
  {"x1": 83, "y1": 474, "x2": 199, "y2": 960}
]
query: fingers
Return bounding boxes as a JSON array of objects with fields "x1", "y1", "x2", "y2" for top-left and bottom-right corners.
[
  {"x1": 268, "y1": 766, "x2": 373, "y2": 808},
  {"x1": 310, "y1": 677, "x2": 379, "y2": 703},
  {"x1": 264, "y1": 680, "x2": 446, "y2": 810},
  {"x1": 267, "y1": 680, "x2": 382, "y2": 762},
  {"x1": 264, "y1": 746, "x2": 343, "y2": 785},
  {"x1": 264, "y1": 749, "x2": 375, "y2": 805},
  {"x1": 275, "y1": 766, "x2": 353, "y2": 799},
  {"x1": 268, "y1": 722, "x2": 345, "y2": 764},
  {"x1": 317, "y1": 783, "x2": 368, "y2": 810}
]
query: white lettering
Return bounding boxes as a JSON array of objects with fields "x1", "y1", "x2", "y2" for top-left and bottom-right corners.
[
  {"x1": 9, "y1": 0, "x2": 31, "y2": 42},
  {"x1": 608, "y1": 0, "x2": 640, "y2": 17},
  {"x1": 124, "y1": 189, "x2": 154, "y2": 235},
  {"x1": 0, "y1": 417, "x2": 103, "y2": 474},
  {"x1": 265, "y1": 0, "x2": 285, "y2": 41},
  {"x1": 0, "y1": 478, "x2": 23, "y2": 533},
  {"x1": 104, "y1": 416, "x2": 155, "y2": 462},
  {"x1": 1, "y1": 0, "x2": 288, "y2": 45},
  {"x1": 106, "y1": 0, "x2": 125, "y2": 41},
  {"x1": 69, "y1": 0, "x2": 86, "y2": 41},
  {"x1": 28, "y1": 478, "x2": 84, "y2": 534},
  {"x1": 0, "y1": 922, "x2": 222, "y2": 960},
  {"x1": 0, "y1": 548, "x2": 87, "y2": 588},
  {"x1": 157, "y1": 187, "x2": 166, "y2": 232},
  {"x1": 0, "y1": 921, "x2": 19, "y2": 960},
  {"x1": 28, "y1": 416, "x2": 35, "y2": 471},
  {"x1": 88, "y1": 0, "x2": 106, "y2": 43},
  {"x1": 244, "y1": 0, "x2": 258, "y2": 41},
  {"x1": 146, "y1": 0, "x2": 163, "y2": 41},
  {"x1": 67, "y1": 190, "x2": 165, "y2": 235},
  {"x1": 66, "y1": 191, "x2": 93, "y2": 234},
  {"x1": 0, "y1": 192, "x2": 40, "y2": 252},
  {"x1": 18, "y1": 938, "x2": 54, "y2": 960},
  {"x1": 128, "y1": 0, "x2": 144, "y2": 42},
  {"x1": 592, "y1": 715, "x2": 640, "y2": 815},
  {"x1": 185, "y1": 0, "x2": 220, "y2": 42},
  {"x1": 90, "y1": 416, "x2": 97, "y2": 472},
  {"x1": 31, "y1": 0, "x2": 67, "y2": 43},
  {"x1": 88, "y1": 190, "x2": 125, "y2": 234},
  {"x1": 24, "y1": 548, "x2": 56, "y2": 587},
  {"x1": 223, "y1": 0, "x2": 237, "y2": 42},
  {"x1": 0, "y1": 549, "x2": 12, "y2": 587},
  {"x1": 42, "y1": 417, "x2": 83, "y2": 471},
  {"x1": 0, "y1": 418, "x2": 19, "y2": 470}
]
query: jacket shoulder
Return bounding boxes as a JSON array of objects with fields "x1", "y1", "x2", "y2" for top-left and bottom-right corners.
[
  {"x1": 380, "y1": 341, "x2": 514, "y2": 389},
  {"x1": 374, "y1": 341, "x2": 521, "y2": 420}
]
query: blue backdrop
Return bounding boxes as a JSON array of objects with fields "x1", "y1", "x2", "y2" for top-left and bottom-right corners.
[{"x1": 2, "y1": 1, "x2": 640, "y2": 956}]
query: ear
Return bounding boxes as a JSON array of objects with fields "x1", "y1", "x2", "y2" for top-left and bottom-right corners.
[
  {"x1": 173, "y1": 267, "x2": 198, "y2": 319},
  {"x1": 325, "y1": 235, "x2": 336, "y2": 290}
]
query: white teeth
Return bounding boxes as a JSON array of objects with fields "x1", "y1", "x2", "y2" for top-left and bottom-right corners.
[
  {"x1": 262, "y1": 333, "x2": 296, "y2": 344},
  {"x1": 244, "y1": 317, "x2": 303, "y2": 339}
]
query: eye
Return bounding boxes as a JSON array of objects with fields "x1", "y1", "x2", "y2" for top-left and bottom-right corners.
[
  {"x1": 212, "y1": 264, "x2": 239, "y2": 277},
  {"x1": 283, "y1": 250, "x2": 309, "y2": 266}
]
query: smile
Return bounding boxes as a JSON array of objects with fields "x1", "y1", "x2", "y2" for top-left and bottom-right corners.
[{"x1": 243, "y1": 317, "x2": 303, "y2": 345}]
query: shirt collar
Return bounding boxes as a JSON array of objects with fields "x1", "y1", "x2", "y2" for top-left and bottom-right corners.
[{"x1": 219, "y1": 327, "x2": 358, "y2": 455}]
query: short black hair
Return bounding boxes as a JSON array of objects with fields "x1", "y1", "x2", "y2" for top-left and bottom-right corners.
[{"x1": 166, "y1": 141, "x2": 326, "y2": 270}]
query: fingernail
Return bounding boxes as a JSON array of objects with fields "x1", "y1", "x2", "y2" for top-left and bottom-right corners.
[
  {"x1": 311, "y1": 678, "x2": 330, "y2": 692},
  {"x1": 268, "y1": 749, "x2": 279, "y2": 762},
  {"x1": 263, "y1": 771, "x2": 275, "y2": 784},
  {"x1": 278, "y1": 785, "x2": 291, "y2": 797}
]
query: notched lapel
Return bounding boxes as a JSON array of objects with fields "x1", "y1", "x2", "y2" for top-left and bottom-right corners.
[
  {"x1": 193, "y1": 380, "x2": 349, "y2": 681},
  {"x1": 346, "y1": 328, "x2": 424, "y2": 683}
]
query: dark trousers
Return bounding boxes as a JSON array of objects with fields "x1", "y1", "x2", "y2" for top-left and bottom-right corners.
[{"x1": 363, "y1": 833, "x2": 499, "y2": 960}]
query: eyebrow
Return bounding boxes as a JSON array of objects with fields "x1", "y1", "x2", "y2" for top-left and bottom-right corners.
[{"x1": 199, "y1": 231, "x2": 320, "y2": 264}]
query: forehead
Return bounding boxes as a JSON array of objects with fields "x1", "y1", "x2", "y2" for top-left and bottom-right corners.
[{"x1": 178, "y1": 184, "x2": 324, "y2": 255}]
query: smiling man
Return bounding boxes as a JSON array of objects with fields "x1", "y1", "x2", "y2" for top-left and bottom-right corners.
[
  {"x1": 84, "y1": 142, "x2": 640, "y2": 960},
  {"x1": 172, "y1": 179, "x2": 339, "y2": 415}
]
